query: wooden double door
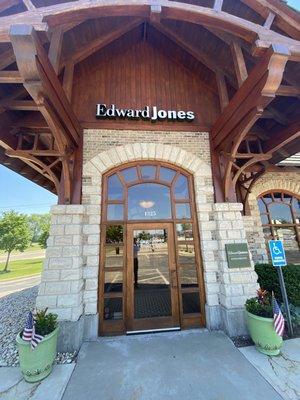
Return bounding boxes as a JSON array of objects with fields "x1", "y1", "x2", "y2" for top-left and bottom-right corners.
[{"x1": 126, "y1": 222, "x2": 180, "y2": 332}]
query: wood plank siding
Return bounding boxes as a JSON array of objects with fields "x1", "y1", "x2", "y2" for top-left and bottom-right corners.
[{"x1": 72, "y1": 26, "x2": 220, "y2": 131}]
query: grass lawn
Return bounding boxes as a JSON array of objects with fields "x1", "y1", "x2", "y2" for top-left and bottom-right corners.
[
  {"x1": 0, "y1": 243, "x2": 43, "y2": 256},
  {"x1": 0, "y1": 258, "x2": 43, "y2": 281}
]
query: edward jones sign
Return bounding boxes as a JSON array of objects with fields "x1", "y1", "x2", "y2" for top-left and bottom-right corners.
[{"x1": 96, "y1": 104, "x2": 195, "y2": 122}]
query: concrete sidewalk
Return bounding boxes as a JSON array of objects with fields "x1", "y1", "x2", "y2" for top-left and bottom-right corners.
[
  {"x1": 0, "y1": 364, "x2": 74, "y2": 400},
  {"x1": 62, "y1": 330, "x2": 282, "y2": 400},
  {"x1": 240, "y1": 338, "x2": 300, "y2": 400}
]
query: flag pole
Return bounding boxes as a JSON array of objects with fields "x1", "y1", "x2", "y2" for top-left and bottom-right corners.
[{"x1": 277, "y1": 267, "x2": 293, "y2": 337}]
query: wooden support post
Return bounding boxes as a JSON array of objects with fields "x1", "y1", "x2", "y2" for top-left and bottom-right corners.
[
  {"x1": 216, "y1": 72, "x2": 229, "y2": 112},
  {"x1": 230, "y1": 41, "x2": 248, "y2": 87},
  {"x1": 48, "y1": 27, "x2": 64, "y2": 74},
  {"x1": 22, "y1": 0, "x2": 36, "y2": 11},
  {"x1": 0, "y1": 71, "x2": 23, "y2": 83},
  {"x1": 263, "y1": 12, "x2": 275, "y2": 30},
  {"x1": 63, "y1": 61, "x2": 74, "y2": 101},
  {"x1": 213, "y1": 0, "x2": 223, "y2": 11}
]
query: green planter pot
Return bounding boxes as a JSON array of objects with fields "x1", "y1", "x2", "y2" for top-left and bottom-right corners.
[
  {"x1": 16, "y1": 327, "x2": 59, "y2": 383},
  {"x1": 246, "y1": 310, "x2": 282, "y2": 356}
]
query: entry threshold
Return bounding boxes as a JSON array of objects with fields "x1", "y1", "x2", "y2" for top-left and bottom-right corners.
[{"x1": 126, "y1": 327, "x2": 181, "y2": 335}]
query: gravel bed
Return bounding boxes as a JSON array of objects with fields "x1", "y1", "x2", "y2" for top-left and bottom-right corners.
[{"x1": 0, "y1": 286, "x2": 76, "y2": 366}]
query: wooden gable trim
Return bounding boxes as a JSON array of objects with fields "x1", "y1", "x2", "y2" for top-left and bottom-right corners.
[
  {"x1": 240, "y1": 0, "x2": 300, "y2": 40},
  {"x1": 61, "y1": 18, "x2": 143, "y2": 68},
  {"x1": 10, "y1": 24, "x2": 80, "y2": 149},
  {"x1": 0, "y1": 0, "x2": 299, "y2": 55},
  {"x1": 211, "y1": 44, "x2": 290, "y2": 202}
]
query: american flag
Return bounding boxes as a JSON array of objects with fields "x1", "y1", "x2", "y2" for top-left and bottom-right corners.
[
  {"x1": 22, "y1": 311, "x2": 44, "y2": 350},
  {"x1": 272, "y1": 296, "x2": 285, "y2": 337}
]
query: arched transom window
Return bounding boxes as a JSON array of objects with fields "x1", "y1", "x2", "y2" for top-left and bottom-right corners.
[
  {"x1": 257, "y1": 191, "x2": 300, "y2": 262},
  {"x1": 104, "y1": 162, "x2": 193, "y2": 222}
]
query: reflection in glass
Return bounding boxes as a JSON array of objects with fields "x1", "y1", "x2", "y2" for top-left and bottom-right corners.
[
  {"x1": 273, "y1": 192, "x2": 282, "y2": 201},
  {"x1": 104, "y1": 271, "x2": 123, "y2": 293},
  {"x1": 273, "y1": 227, "x2": 298, "y2": 250},
  {"x1": 107, "y1": 204, "x2": 123, "y2": 220},
  {"x1": 141, "y1": 166, "x2": 156, "y2": 179},
  {"x1": 174, "y1": 174, "x2": 189, "y2": 199},
  {"x1": 273, "y1": 227, "x2": 300, "y2": 264},
  {"x1": 106, "y1": 225, "x2": 123, "y2": 244},
  {"x1": 128, "y1": 183, "x2": 171, "y2": 220},
  {"x1": 120, "y1": 167, "x2": 138, "y2": 182},
  {"x1": 180, "y1": 265, "x2": 198, "y2": 288},
  {"x1": 178, "y1": 243, "x2": 195, "y2": 266},
  {"x1": 104, "y1": 298, "x2": 122, "y2": 320},
  {"x1": 182, "y1": 292, "x2": 201, "y2": 314},
  {"x1": 258, "y1": 198, "x2": 266, "y2": 213},
  {"x1": 260, "y1": 214, "x2": 269, "y2": 225},
  {"x1": 263, "y1": 194, "x2": 273, "y2": 203},
  {"x1": 133, "y1": 229, "x2": 172, "y2": 318},
  {"x1": 176, "y1": 223, "x2": 193, "y2": 241},
  {"x1": 292, "y1": 198, "x2": 300, "y2": 221},
  {"x1": 269, "y1": 203, "x2": 293, "y2": 224},
  {"x1": 159, "y1": 167, "x2": 176, "y2": 182},
  {"x1": 107, "y1": 174, "x2": 123, "y2": 200},
  {"x1": 176, "y1": 203, "x2": 191, "y2": 219},
  {"x1": 105, "y1": 245, "x2": 124, "y2": 268}
]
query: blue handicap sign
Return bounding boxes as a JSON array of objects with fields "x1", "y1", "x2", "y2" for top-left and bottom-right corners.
[{"x1": 268, "y1": 240, "x2": 287, "y2": 267}]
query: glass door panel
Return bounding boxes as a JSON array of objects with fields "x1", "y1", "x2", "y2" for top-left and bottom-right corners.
[
  {"x1": 127, "y1": 223, "x2": 180, "y2": 332},
  {"x1": 133, "y1": 229, "x2": 172, "y2": 319}
]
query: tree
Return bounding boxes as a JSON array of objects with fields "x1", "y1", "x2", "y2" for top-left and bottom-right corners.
[
  {"x1": 38, "y1": 217, "x2": 50, "y2": 249},
  {"x1": 106, "y1": 225, "x2": 123, "y2": 254},
  {"x1": 0, "y1": 211, "x2": 32, "y2": 273},
  {"x1": 27, "y1": 213, "x2": 51, "y2": 244},
  {"x1": 138, "y1": 231, "x2": 151, "y2": 241}
]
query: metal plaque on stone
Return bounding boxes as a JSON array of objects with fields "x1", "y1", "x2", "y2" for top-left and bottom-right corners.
[{"x1": 225, "y1": 243, "x2": 251, "y2": 269}]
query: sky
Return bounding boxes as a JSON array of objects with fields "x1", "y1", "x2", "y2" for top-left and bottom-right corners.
[
  {"x1": 287, "y1": 0, "x2": 300, "y2": 11},
  {"x1": 0, "y1": 0, "x2": 299, "y2": 215}
]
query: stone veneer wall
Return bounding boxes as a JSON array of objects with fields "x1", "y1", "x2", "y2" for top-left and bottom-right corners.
[
  {"x1": 36, "y1": 129, "x2": 260, "y2": 350},
  {"x1": 246, "y1": 171, "x2": 300, "y2": 264}
]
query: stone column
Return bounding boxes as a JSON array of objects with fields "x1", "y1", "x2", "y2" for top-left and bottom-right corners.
[
  {"x1": 213, "y1": 203, "x2": 259, "y2": 336},
  {"x1": 36, "y1": 205, "x2": 85, "y2": 351}
]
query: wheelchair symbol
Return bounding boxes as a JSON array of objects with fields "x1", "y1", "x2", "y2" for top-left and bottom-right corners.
[{"x1": 272, "y1": 243, "x2": 282, "y2": 255}]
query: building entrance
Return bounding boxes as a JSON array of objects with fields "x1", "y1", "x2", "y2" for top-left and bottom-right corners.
[
  {"x1": 126, "y1": 223, "x2": 180, "y2": 333},
  {"x1": 99, "y1": 161, "x2": 206, "y2": 335}
]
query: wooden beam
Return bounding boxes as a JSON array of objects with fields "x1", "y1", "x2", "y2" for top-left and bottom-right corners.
[
  {"x1": 150, "y1": 5, "x2": 161, "y2": 23},
  {"x1": 0, "y1": 0, "x2": 299, "y2": 52},
  {"x1": 0, "y1": 49, "x2": 16, "y2": 71},
  {"x1": 3, "y1": 100, "x2": 39, "y2": 111},
  {"x1": 230, "y1": 41, "x2": 248, "y2": 87},
  {"x1": 212, "y1": 44, "x2": 290, "y2": 149},
  {"x1": 48, "y1": 27, "x2": 64, "y2": 74},
  {"x1": 215, "y1": 72, "x2": 229, "y2": 112},
  {"x1": 263, "y1": 12, "x2": 275, "y2": 30},
  {"x1": 62, "y1": 61, "x2": 74, "y2": 101},
  {"x1": 276, "y1": 85, "x2": 300, "y2": 97},
  {"x1": 0, "y1": 71, "x2": 23, "y2": 83},
  {"x1": 22, "y1": 0, "x2": 35, "y2": 11},
  {"x1": 264, "y1": 121, "x2": 300, "y2": 154},
  {"x1": 152, "y1": 22, "x2": 222, "y2": 76},
  {"x1": 0, "y1": 0, "x2": 19, "y2": 13},
  {"x1": 213, "y1": 0, "x2": 223, "y2": 11},
  {"x1": 240, "y1": 0, "x2": 300, "y2": 41},
  {"x1": 61, "y1": 18, "x2": 143, "y2": 67},
  {"x1": 10, "y1": 24, "x2": 81, "y2": 148},
  {"x1": 262, "y1": 109, "x2": 287, "y2": 125}
]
